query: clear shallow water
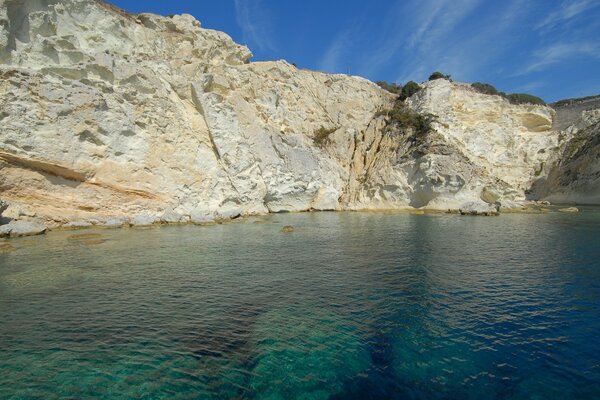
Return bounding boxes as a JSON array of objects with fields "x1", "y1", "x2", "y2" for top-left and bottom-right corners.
[{"x1": 0, "y1": 210, "x2": 599, "y2": 400}]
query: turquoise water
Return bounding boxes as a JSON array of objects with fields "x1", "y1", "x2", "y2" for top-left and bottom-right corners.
[{"x1": 1, "y1": 210, "x2": 599, "y2": 399}]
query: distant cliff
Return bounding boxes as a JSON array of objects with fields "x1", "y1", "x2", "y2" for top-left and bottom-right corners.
[
  {"x1": 0, "y1": 0, "x2": 597, "y2": 228},
  {"x1": 531, "y1": 104, "x2": 600, "y2": 205}
]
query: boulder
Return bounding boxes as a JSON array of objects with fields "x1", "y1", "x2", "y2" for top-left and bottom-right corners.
[
  {"x1": 559, "y1": 207, "x2": 579, "y2": 213},
  {"x1": 190, "y1": 209, "x2": 216, "y2": 225},
  {"x1": 215, "y1": 208, "x2": 242, "y2": 220},
  {"x1": 0, "y1": 225, "x2": 11, "y2": 238},
  {"x1": 131, "y1": 214, "x2": 158, "y2": 227},
  {"x1": 63, "y1": 220, "x2": 93, "y2": 229},
  {"x1": 102, "y1": 218, "x2": 128, "y2": 228},
  {"x1": 160, "y1": 209, "x2": 187, "y2": 224},
  {"x1": 0, "y1": 220, "x2": 47, "y2": 238},
  {"x1": 459, "y1": 201, "x2": 500, "y2": 216}
]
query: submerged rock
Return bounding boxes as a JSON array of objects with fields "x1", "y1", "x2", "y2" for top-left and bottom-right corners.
[
  {"x1": 67, "y1": 232, "x2": 107, "y2": 245},
  {"x1": 0, "y1": 242, "x2": 15, "y2": 253},
  {"x1": 281, "y1": 225, "x2": 294, "y2": 233},
  {"x1": 68, "y1": 233, "x2": 103, "y2": 241},
  {"x1": 392, "y1": 322, "x2": 486, "y2": 397},
  {"x1": 63, "y1": 220, "x2": 93, "y2": 229},
  {"x1": 559, "y1": 207, "x2": 579, "y2": 213},
  {"x1": 249, "y1": 307, "x2": 370, "y2": 399}
]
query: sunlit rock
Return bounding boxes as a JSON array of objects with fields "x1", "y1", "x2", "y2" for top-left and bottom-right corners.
[
  {"x1": 0, "y1": 219, "x2": 47, "y2": 238},
  {"x1": 0, "y1": 0, "x2": 593, "y2": 228}
]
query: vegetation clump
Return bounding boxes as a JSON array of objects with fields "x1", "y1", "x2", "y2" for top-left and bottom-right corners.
[
  {"x1": 376, "y1": 81, "x2": 402, "y2": 95},
  {"x1": 375, "y1": 80, "x2": 421, "y2": 100},
  {"x1": 471, "y1": 82, "x2": 499, "y2": 96},
  {"x1": 377, "y1": 100, "x2": 435, "y2": 136},
  {"x1": 428, "y1": 71, "x2": 452, "y2": 81},
  {"x1": 506, "y1": 93, "x2": 546, "y2": 106},
  {"x1": 552, "y1": 94, "x2": 600, "y2": 107},
  {"x1": 313, "y1": 126, "x2": 337, "y2": 147},
  {"x1": 470, "y1": 82, "x2": 546, "y2": 105},
  {"x1": 400, "y1": 81, "x2": 422, "y2": 101}
]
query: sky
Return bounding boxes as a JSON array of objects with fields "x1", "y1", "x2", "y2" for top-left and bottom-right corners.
[{"x1": 110, "y1": 0, "x2": 600, "y2": 102}]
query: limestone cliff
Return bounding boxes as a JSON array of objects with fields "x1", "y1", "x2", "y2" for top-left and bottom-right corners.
[{"x1": 0, "y1": 0, "x2": 595, "y2": 228}]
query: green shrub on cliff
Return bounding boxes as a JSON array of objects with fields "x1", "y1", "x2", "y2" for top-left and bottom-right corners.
[
  {"x1": 471, "y1": 82, "x2": 546, "y2": 105},
  {"x1": 377, "y1": 101, "x2": 435, "y2": 136},
  {"x1": 400, "y1": 81, "x2": 422, "y2": 101},
  {"x1": 313, "y1": 126, "x2": 337, "y2": 147},
  {"x1": 471, "y1": 82, "x2": 499, "y2": 96},
  {"x1": 376, "y1": 81, "x2": 402, "y2": 95},
  {"x1": 506, "y1": 93, "x2": 546, "y2": 106},
  {"x1": 428, "y1": 71, "x2": 452, "y2": 81}
]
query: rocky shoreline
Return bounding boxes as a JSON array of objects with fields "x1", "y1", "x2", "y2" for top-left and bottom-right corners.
[{"x1": 0, "y1": 201, "x2": 582, "y2": 240}]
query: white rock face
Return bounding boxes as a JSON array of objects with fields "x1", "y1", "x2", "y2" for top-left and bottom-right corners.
[
  {"x1": 0, "y1": 0, "x2": 585, "y2": 227},
  {"x1": 459, "y1": 201, "x2": 499, "y2": 216}
]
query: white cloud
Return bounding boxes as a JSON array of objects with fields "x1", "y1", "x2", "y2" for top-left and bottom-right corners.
[
  {"x1": 318, "y1": 0, "x2": 484, "y2": 80},
  {"x1": 357, "y1": 0, "x2": 453, "y2": 78},
  {"x1": 318, "y1": 31, "x2": 352, "y2": 72},
  {"x1": 233, "y1": 0, "x2": 275, "y2": 52},
  {"x1": 536, "y1": 0, "x2": 599, "y2": 32},
  {"x1": 395, "y1": 0, "x2": 523, "y2": 83},
  {"x1": 406, "y1": 0, "x2": 450, "y2": 50},
  {"x1": 522, "y1": 42, "x2": 600, "y2": 74},
  {"x1": 514, "y1": 80, "x2": 546, "y2": 93}
]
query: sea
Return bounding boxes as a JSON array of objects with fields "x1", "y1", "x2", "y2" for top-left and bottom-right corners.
[{"x1": 1, "y1": 209, "x2": 599, "y2": 399}]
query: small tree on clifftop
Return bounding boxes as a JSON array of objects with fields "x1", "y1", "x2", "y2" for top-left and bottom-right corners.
[
  {"x1": 428, "y1": 71, "x2": 452, "y2": 81},
  {"x1": 400, "y1": 81, "x2": 422, "y2": 100}
]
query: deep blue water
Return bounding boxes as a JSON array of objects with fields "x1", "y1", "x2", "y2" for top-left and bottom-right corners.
[{"x1": 0, "y1": 210, "x2": 599, "y2": 399}]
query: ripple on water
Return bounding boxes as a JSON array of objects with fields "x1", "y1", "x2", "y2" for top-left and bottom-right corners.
[
  {"x1": 249, "y1": 306, "x2": 371, "y2": 399},
  {"x1": 0, "y1": 210, "x2": 599, "y2": 399}
]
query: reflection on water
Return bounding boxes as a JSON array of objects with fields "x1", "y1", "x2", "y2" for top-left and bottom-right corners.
[{"x1": 1, "y1": 209, "x2": 600, "y2": 399}]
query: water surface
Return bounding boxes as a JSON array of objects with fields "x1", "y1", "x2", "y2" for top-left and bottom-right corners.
[{"x1": 1, "y1": 210, "x2": 599, "y2": 399}]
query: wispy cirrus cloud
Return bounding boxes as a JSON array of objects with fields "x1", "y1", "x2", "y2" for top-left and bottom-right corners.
[
  {"x1": 318, "y1": 31, "x2": 353, "y2": 72},
  {"x1": 393, "y1": 0, "x2": 526, "y2": 83},
  {"x1": 521, "y1": 42, "x2": 600, "y2": 74},
  {"x1": 319, "y1": 0, "x2": 489, "y2": 80},
  {"x1": 355, "y1": 0, "x2": 467, "y2": 78},
  {"x1": 536, "y1": 0, "x2": 599, "y2": 32},
  {"x1": 310, "y1": 0, "x2": 598, "y2": 101},
  {"x1": 233, "y1": 0, "x2": 275, "y2": 52}
]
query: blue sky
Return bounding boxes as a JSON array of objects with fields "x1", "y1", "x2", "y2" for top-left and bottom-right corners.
[{"x1": 110, "y1": 0, "x2": 600, "y2": 102}]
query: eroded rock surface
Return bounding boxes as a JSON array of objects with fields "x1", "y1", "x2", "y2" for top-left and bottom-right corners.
[
  {"x1": 0, "y1": 0, "x2": 595, "y2": 228},
  {"x1": 532, "y1": 109, "x2": 600, "y2": 204},
  {"x1": 0, "y1": 199, "x2": 8, "y2": 215}
]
